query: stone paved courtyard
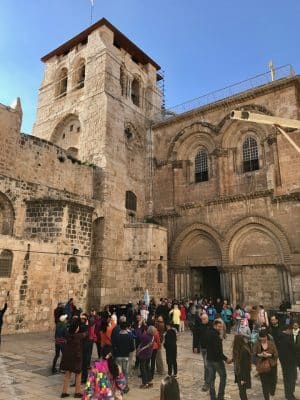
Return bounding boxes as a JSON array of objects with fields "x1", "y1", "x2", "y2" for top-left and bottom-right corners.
[{"x1": 0, "y1": 330, "x2": 299, "y2": 399}]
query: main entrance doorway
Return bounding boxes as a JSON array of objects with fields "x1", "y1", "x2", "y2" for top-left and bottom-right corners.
[{"x1": 191, "y1": 267, "x2": 221, "y2": 299}]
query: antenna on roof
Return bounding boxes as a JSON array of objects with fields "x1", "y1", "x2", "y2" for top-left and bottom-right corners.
[{"x1": 89, "y1": 0, "x2": 95, "y2": 25}]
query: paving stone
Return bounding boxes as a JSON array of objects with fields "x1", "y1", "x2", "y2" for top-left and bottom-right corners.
[{"x1": 0, "y1": 331, "x2": 299, "y2": 399}]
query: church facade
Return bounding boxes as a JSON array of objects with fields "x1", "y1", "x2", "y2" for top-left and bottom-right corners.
[{"x1": 0, "y1": 18, "x2": 299, "y2": 333}]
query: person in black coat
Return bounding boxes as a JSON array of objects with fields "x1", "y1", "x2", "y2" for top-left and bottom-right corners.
[
  {"x1": 60, "y1": 318, "x2": 88, "y2": 398},
  {"x1": 232, "y1": 335, "x2": 251, "y2": 400},
  {"x1": 278, "y1": 327, "x2": 298, "y2": 400},
  {"x1": 0, "y1": 293, "x2": 9, "y2": 343},
  {"x1": 164, "y1": 322, "x2": 177, "y2": 377},
  {"x1": 206, "y1": 320, "x2": 232, "y2": 400}
]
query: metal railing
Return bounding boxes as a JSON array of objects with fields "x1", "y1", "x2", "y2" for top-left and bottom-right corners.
[{"x1": 156, "y1": 64, "x2": 295, "y2": 123}]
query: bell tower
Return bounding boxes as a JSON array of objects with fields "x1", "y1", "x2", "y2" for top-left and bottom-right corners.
[{"x1": 32, "y1": 19, "x2": 167, "y2": 306}]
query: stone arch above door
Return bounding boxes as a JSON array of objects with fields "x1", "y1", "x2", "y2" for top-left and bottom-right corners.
[
  {"x1": 224, "y1": 215, "x2": 291, "y2": 266},
  {"x1": 51, "y1": 114, "x2": 81, "y2": 156},
  {"x1": 171, "y1": 223, "x2": 223, "y2": 268}
]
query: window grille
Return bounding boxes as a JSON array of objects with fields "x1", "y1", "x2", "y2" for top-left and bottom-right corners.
[
  {"x1": 195, "y1": 150, "x2": 208, "y2": 182},
  {"x1": 243, "y1": 137, "x2": 259, "y2": 172},
  {"x1": 125, "y1": 191, "x2": 137, "y2": 212},
  {"x1": 0, "y1": 250, "x2": 13, "y2": 277}
]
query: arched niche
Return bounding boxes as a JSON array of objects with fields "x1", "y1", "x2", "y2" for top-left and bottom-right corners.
[
  {"x1": 51, "y1": 114, "x2": 81, "y2": 155},
  {"x1": 0, "y1": 192, "x2": 14, "y2": 235}
]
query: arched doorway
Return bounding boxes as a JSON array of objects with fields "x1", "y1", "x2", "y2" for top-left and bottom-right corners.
[
  {"x1": 228, "y1": 220, "x2": 292, "y2": 307},
  {"x1": 172, "y1": 227, "x2": 222, "y2": 299}
]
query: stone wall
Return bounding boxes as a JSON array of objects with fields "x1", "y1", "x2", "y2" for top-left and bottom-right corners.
[
  {"x1": 152, "y1": 77, "x2": 300, "y2": 306},
  {"x1": 0, "y1": 103, "x2": 103, "y2": 333}
]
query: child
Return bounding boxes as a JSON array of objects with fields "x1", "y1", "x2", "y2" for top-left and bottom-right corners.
[{"x1": 164, "y1": 323, "x2": 177, "y2": 377}]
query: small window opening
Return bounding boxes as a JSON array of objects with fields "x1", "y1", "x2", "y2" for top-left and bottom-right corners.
[
  {"x1": 125, "y1": 191, "x2": 137, "y2": 212},
  {"x1": 70, "y1": 125, "x2": 73, "y2": 132},
  {"x1": 131, "y1": 79, "x2": 140, "y2": 107},
  {"x1": 67, "y1": 257, "x2": 80, "y2": 273}
]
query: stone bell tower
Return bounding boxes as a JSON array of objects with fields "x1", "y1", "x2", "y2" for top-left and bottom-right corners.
[{"x1": 32, "y1": 18, "x2": 168, "y2": 306}]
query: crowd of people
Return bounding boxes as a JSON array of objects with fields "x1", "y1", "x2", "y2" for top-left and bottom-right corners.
[{"x1": 51, "y1": 296, "x2": 300, "y2": 400}]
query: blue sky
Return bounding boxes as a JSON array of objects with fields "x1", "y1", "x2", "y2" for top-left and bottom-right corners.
[{"x1": 1, "y1": 0, "x2": 299, "y2": 133}]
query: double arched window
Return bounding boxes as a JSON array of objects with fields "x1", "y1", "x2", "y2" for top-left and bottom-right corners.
[
  {"x1": 195, "y1": 150, "x2": 209, "y2": 182},
  {"x1": 243, "y1": 136, "x2": 259, "y2": 172}
]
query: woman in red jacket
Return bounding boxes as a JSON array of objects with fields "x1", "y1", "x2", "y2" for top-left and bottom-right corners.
[
  {"x1": 150, "y1": 325, "x2": 161, "y2": 381},
  {"x1": 179, "y1": 304, "x2": 187, "y2": 333}
]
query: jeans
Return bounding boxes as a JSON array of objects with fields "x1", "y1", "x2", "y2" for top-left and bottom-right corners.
[
  {"x1": 207, "y1": 360, "x2": 227, "y2": 400},
  {"x1": 52, "y1": 343, "x2": 64, "y2": 372},
  {"x1": 139, "y1": 358, "x2": 151, "y2": 385},
  {"x1": 155, "y1": 347, "x2": 164, "y2": 374},
  {"x1": 200, "y1": 348, "x2": 209, "y2": 386},
  {"x1": 116, "y1": 357, "x2": 129, "y2": 385},
  {"x1": 166, "y1": 351, "x2": 177, "y2": 376}
]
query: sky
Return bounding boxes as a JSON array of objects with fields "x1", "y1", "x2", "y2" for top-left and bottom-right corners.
[{"x1": 1, "y1": 0, "x2": 300, "y2": 133}]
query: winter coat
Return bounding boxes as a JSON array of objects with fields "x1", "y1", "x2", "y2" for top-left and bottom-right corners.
[
  {"x1": 54, "y1": 321, "x2": 68, "y2": 345},
  {"x1": 169, "y1": 307, "x2": 181, "y2": 325},
  {"x1": 234, "y1": 346, "x2": 251, "y2": 389},
  {"x1": 0, "y1": 303, "x2": 7, "y2": 326},
  {"x1": 164, "y1": 328, "x2": 177, "y2": 356},
  {"x1": 60, "y1": 331, "x2": 88, "y2": 373}
]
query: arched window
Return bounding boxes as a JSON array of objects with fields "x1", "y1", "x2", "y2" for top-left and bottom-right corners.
[
  {"x1": 56, "y1": 68, "x2": 68, "y2": 97},
  {"x1": 74, "y1": 60, "x2": 85, "y2": 89},
  {"x1": 131, "y1": 78, "x2": 140, "y2": 107},
  {"x1": 157, "y1": 264, "x2": 163, "y2": 283},
  {"x1": 195, "y1": 150, "x2": 208, "y2": 182},
  {"x1": 0, "y1": 250, "x2": 13, "y2": 277},
  {"x1": 243, "y1": 136, "x2": 259, "y2": 172},
  {"x1": 67, "y1": 257, "x2": 80, "y2": 273},
  {"x1": 125, "y1": 191, "x2": 137, "y2": 212}
]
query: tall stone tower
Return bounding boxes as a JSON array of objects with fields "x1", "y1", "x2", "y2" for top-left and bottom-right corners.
[{"x1": 33, "y1": 18, "x2": 168, "y2": 306}]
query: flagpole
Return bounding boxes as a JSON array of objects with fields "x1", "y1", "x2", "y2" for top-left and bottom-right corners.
[{"x1": 90, "y1": 0, "x2": 94, "y2": 25}]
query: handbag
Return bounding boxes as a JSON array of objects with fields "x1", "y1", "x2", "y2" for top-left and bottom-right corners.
[{"x1": 256, "y1": 358, "x2": 271, "y2": 374}]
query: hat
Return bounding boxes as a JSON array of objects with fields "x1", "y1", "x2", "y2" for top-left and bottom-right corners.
[{"x1": 59, "y1": 314, "x2": 68, "y2": 322}]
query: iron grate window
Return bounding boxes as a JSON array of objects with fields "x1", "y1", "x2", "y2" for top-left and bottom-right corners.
[
  {"x1": 243, "y1": 137, "x2": 259, "y2": 172},
  {"x1": 67, "y1": 257, "x2": 79, "y2": 273},
  {"x1": 125, "y1": 191, "x2": 137, "y2": 212},
  {"x1": 0, "y1": 250, "x2": 13, "y2": 277},
  {"x1": 195, "y1": 150, "x2": 208, "y2": 182}
]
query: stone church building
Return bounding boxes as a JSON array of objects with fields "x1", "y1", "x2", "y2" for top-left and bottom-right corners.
[{"x1": 0, "y1": 18, "x2": 299, "y2": 333}]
